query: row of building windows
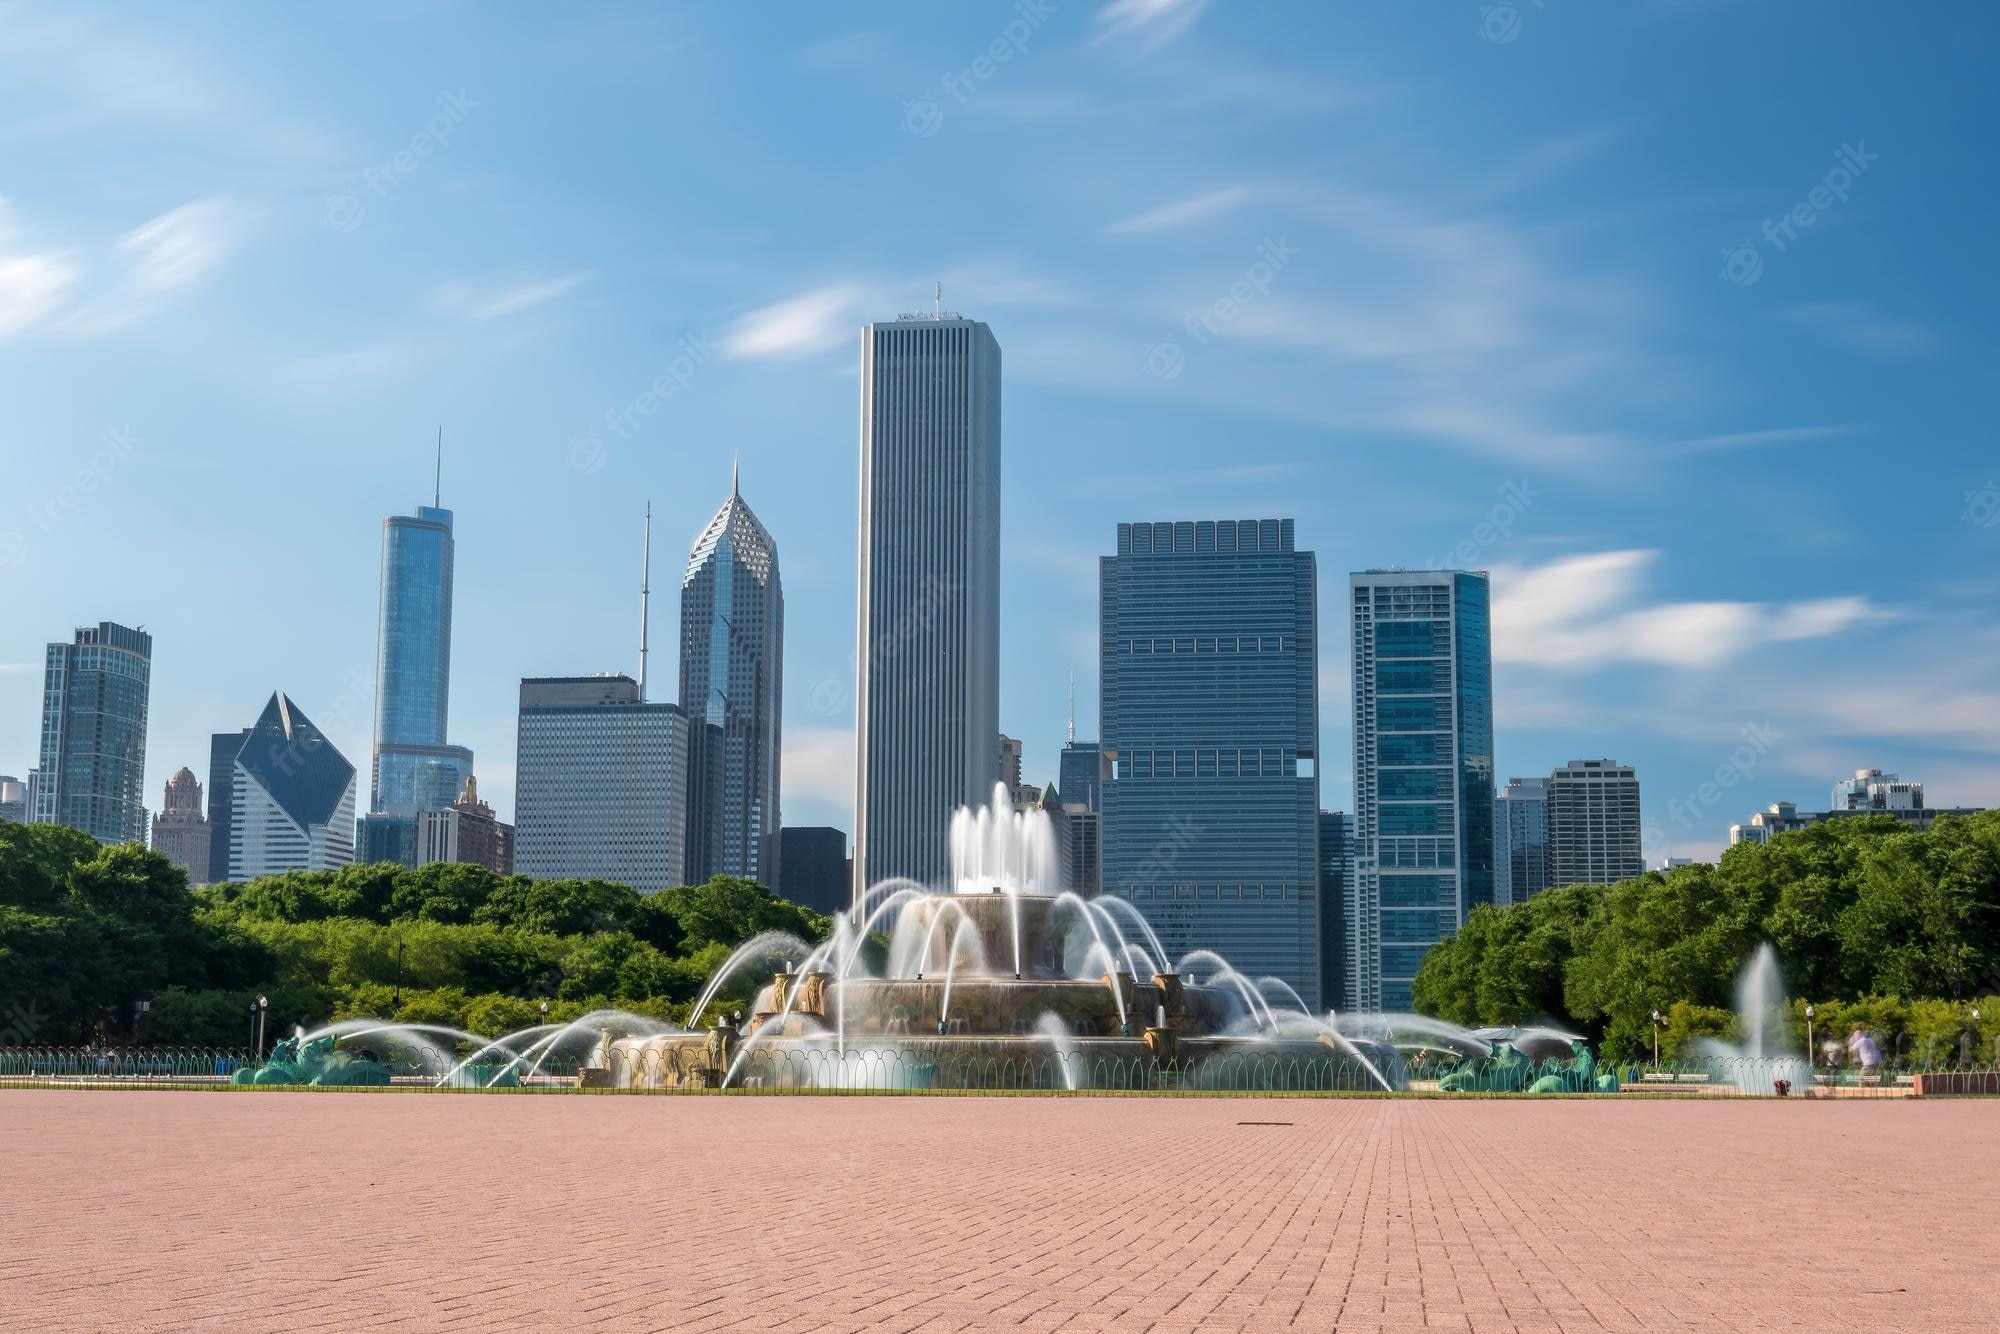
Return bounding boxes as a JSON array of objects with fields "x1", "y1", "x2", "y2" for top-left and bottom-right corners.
[
  {"x1": 1114, "y1": 884, "x2": 1302, "y2": 901},
  {"x1": 1107, "y1": 636, "x2": 1305, "y2": 655},
  {"x1": 1113, "y1": 749, "x2": 1302, "y2": 779}
]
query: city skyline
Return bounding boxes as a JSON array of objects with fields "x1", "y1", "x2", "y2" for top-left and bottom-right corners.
[{"x1": 4, "y1": 6, "x2": 1998, "y2": 866}]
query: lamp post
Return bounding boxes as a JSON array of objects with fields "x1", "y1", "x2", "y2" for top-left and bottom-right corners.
[
  {"x1": 248, "y1": 1000, "x2": 258, "y2": 1053},
  {"x1": 256, "y1": 995, "x2": 268, "y2": 1058},
  {"x1": 1651, "y1": 1010, "x2": 1664, "y2": 1068},
  {"x1": 540, "y1": 1001, "x2": 550, "y2": 1030},
  {"x1": 1805, "y1": 1004, "x2": 1815, "y2": 1066},
  {"x1": 392, "y1": 942, "x2": 406, "y2": 1009}
]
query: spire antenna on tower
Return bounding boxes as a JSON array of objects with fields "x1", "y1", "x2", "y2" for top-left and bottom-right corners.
[
  {"x1": 1067, "y1": 671, "x2": 1076, "y2": 745},
  {"x1": 934, "y1": 280, "x2": 941, "y2": 319},
  {"x1": 732, "y1": 454, "x2": 740, "y2": 498},
  {"x1": 434, "y1": 426, "x2": 443, "y2": 508},
  {"x1": 639, "y1": 501, "x2": 653, "y2": 700}
]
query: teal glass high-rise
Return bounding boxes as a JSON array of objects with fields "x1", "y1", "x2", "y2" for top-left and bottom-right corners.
[
  {"x1": 372, "y1": 504, "x2": 471, "y2": 817},
  {"x1": 1347, "y1": 570, "x2": 1495, "y2": 1011},
  {"x1": 34, "y1": 621, "x2": 152, "y2": 844},
  {"x1": 1099, "y1": 519, "x2": 1321, "y2": 1010}
]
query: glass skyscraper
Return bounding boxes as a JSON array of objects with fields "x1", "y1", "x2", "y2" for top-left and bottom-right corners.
[
  {"x1": 852, "y1": 312, "x2": 1001, "y2": 896},
  {"x1": 1058, "y1": 741, "x2": 1101, "y2": 813},
  {"x1": 1317, "y1": 810, "x2": 1355, "y2": 1008},
  {"x1": 679, "y1": 471, "x2": 783, "y2": 885},
  {"x1": 34, "y1": 621, "x2": 152, "y2": 844},
  {"x1": 1347, "y1": 570, "x2": 1494, "y2": 1012},
  {"x1": 1493, "y1": 777, "x2": 1549, "y2": 907},
  {"x1": 372, "y1": 503, "x2": 471, "y2": 819},
  {"x1": 1099, "y1": 519, "x2": 1321, "y2": 1009}
]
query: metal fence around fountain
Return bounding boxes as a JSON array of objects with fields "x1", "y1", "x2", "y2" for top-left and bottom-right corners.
[{"x1": 6, "y1": 1045, "x2": 2000, "y2": 1096}]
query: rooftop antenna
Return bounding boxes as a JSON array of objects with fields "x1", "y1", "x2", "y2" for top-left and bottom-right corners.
[
  {"x1": 732, "y1": 454, "x2": 740, "y2": 499},
  {"x1": 433, "y1": 427, "x2": 442, "y2": 508},
  {"x1": 1067, "y1": 672, "x2": 1076, "y2": 745},
  {"x1": 639, "y1": 502, "x2": 652, "y2": 700},
  {"x1": 934, "y1": 280, "x2": 941, "y2": 319}
]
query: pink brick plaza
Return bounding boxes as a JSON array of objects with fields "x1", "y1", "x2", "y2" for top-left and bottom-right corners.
[{"x1": 3, "y1": 1091, "x2": 1991, "y2": 1333}]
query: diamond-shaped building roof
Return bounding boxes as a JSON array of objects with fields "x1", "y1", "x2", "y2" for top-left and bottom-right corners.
[{"x1": 234, "y1": 692, "x2": 355, "y2": 829}]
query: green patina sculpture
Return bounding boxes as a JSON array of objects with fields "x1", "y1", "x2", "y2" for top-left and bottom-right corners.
[
  {"x1": 1438, "y1": 1041, "x2": 1534, "y2": 1092},
  {"x1": 1440, "y1": 1040, "x2": 1621, "y2": 1094},
  {"x1": 231, "y1": 1034, "x2": 393, "y2": 1087},
  {"x1": 1526, "y1": 1041, "x2": 1620, "y2": 1094}
]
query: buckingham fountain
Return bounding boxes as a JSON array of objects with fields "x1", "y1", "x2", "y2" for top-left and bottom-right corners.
[
  {"x1": 226, "y1": 788, "x2": 1753, "y2": 1095},
  {"x1": 578, "y1": 786, "x2": 1403, "y2": 1092}
]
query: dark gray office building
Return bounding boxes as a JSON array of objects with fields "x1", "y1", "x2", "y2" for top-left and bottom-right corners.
[{"x1": 1100, "y1": 519, "x2": 1321, "y2": 1009}]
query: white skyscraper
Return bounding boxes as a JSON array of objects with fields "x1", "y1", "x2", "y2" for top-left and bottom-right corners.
[
  {"x1": 852, "y1": 310, "x2": 1001, "y2": 898},
  {"x1": 514, "y1": 674, "x2": 690, "y2": 891},
  {"x1": 1547, "y1": 759, "x2": 1642, "y2": 886}
]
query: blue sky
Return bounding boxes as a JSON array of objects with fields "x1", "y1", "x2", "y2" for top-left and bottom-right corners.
[{"x1": 2, "y1": 1, "x2": 1996, "y2": 863}]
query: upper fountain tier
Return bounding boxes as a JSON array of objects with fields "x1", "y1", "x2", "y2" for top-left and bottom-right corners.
[
  {"x1": 947, "y1": 783, "x2": 1062, "y2": 896},
  {"x1": 898, "y1": 892, "x2": 1099, "y2": 981}
]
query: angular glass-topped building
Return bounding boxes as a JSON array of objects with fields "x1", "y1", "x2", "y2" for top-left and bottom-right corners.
[
  {"x1": 1099, "y1": 519, "x2": 1322, "y2": 1010},
  {"x1": 1347, "y1": 570, "x2": 1494, "y2": 1011},
  {"x1": 372, "y1": 503, "x2": 471, "y2": 817},
  {"x1": 226, "y1": 692, "x2": 357, "y2": 878},
  {"x1": 680, "y1": 471, "x2": 783, "y2": 885}
]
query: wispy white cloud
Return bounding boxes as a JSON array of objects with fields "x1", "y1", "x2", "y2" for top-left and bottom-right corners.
[
  {"x1": 1781, "y1": 301, "x2": 1937, "y2": 360},
  {"x1": 1104, "y1": 186, "x2": 1251, "y2": 236},
  {"x1": 1071, "y1": 461, "x2": 1310, "y2": 497},
  {"x1": 58, "y1": 195, "x2": 238, "y2": 335},
  {"x1": 431, "y1": 271, "x2": 593, "y2": 320},
  {"x1": 1491, "y1": 550, "x2": 1882, "y2": 669},
  {"x1": 1668, "y1": 425, "x2": 1862, "y2": 456},
  {"x1": 0, "y1": 198, "x2": 80, "y2": 339},
  {"x1": 782, "y1": 724, "x2": 853, "y2": 820},
  {"x1": 1092, "y1": 0, "x2": 1211, "y2": 52},
  {"x1": 720, "y1": 284, "x2": 863, "y2": 360},
  {"x1": 282, "y1": 342, "x2": 422, "y2": 392}
]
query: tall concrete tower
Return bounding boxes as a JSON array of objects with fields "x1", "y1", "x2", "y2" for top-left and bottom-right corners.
[{"x1": 852, "y1": 308, "x2": 1001, "y2": 900}]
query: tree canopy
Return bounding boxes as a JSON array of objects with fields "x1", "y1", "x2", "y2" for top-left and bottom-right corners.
[
  {"x1": 0, "y1": 819, "x2": 831, "y2": 1046},
  {"x1": 1411, "y1": 811, "x2": 2000, "y2": 1058}
]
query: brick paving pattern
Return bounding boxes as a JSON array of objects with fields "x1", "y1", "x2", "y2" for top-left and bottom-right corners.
[{"x1": 2, "y1": 1091, "x2": 1992, "y2": 1332}]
